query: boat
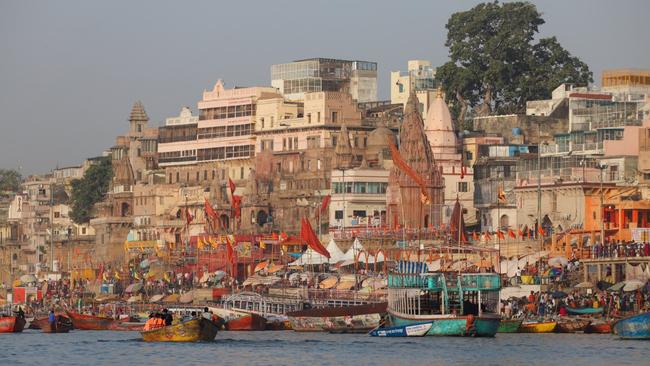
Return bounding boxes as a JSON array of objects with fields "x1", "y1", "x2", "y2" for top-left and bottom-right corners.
[
  {"x1": 497, "y1": 319, "x2": 523, "y2": 333},
  {"x1": 29, "y1": 314, "x2": 71, "y2": 330},
  {"x1": 613, "y1": 312, "x2": 650, "y2": 339},
  {"x1": 518, "y1": 321, "x2": 557, "y2": 333},
  {"x1": 41, "y1": 317, "x2": 74, "y2": 333},
  {"x1": 555, "y1": 318, "x2": 591, "y2": 333},
  {"x1": 108, "y1": 321, "x2": 144, "y2": 331},
  {"x1": 387, "y1": 270, "x2": 501, "y2": 337},
  {"x1": 225, "y1": 313, "x2": 267, "y2": 331},
  {"x1": 566, "y1": 307, "x2": 603, "y2": 315},
  {"x1": 140, "y1": 318, "x2": 219, "y2": 342},
  {"x1": 0, "y1": 316, "x2": 26, "y2": 333},
  {"x1": 287, "y1": 302, "x2": 387, "y2": 332},
  {"x1": 369, "y1": 322, "x2": 433, "y2": 337},
  {"x1": 65, "y1": 311, "x2": 117, "y2": 330},
  {"x1": 585, "y1": 320, "x2": 612, "y2": 334}
]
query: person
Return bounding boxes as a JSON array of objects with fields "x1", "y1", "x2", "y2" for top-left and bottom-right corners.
[
  {"x1": 162, "y1": 309, "x2": 173, "y2": 326},
  {"x1": 143, "y1": 313, "x2": 156, "y2": 331},
  {"x1": 16, "y1": 306, "x2": 25, "y2": 319},
  {"x1": 48, "y1": 310, "x2": 57, "y2": 330},
  {"x1": 202, "y1": 307, "x2": 212, "y2": 320}
]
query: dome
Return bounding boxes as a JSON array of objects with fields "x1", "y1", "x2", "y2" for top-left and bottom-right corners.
[
  {"x1": 367, "y1": 126, "x2": 396, "y2": 148},
  {"x1": 424, "y1": 90, "x2": 457, "y2": 155}
]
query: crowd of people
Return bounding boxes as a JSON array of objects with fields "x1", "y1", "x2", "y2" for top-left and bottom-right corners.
[{"x1": 592, "y1": 241, "x2": 650, "y2": 258}]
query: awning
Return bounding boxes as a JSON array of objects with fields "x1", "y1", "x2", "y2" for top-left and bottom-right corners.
[
  {"x1": 319, "y1": 276, "x2": 338, "y2": 289},
  {"x1": 125, "y1": 283, "x2": 143, "y2": 293},
  {"x1": 267, "y1": 264, "x2": 284, "y2": 274},
  {"x1": 149, "y1": 294, "x2": 165, "y2": 303},
  {"x1": 254, "y1": 261, "x2": 269, "y2": 273},
  {"x1": 336, "y1": 280, "x2": 355, "y2": 290},
  {"x1": 127, "y1": 295, "x2": 142, "y2": 303},
  {"x1": 163, "y1": 293, "x2": 180, "y2": 303}
]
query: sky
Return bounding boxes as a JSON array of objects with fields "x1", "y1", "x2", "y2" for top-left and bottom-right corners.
[{"x1": 1, "y1": 0, "x2": 648, "y2": 175}]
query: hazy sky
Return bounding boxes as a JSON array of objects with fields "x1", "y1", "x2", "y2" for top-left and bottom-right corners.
[{"x1": 1, "y1": 0, "x2": 648, "y2": 174}]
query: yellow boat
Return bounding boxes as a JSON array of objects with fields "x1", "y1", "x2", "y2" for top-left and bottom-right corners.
[
  {"x1": 518, "y1": 321, "x2": 557, "y2": 333},
  {"x1": 140, "y1": 318, "x2": 219, "y2": 342}
]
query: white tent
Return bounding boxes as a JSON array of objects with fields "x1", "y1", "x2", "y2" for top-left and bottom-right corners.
[
  {"x1": 325, "y1": 239, "x2": 346, "y2": 263},
  {"x1": 289, "y1": 247, "x2": 329, "y2": 266},
  {"x1": 341, "y1": 238, "x2": 366, "y2": 262}
]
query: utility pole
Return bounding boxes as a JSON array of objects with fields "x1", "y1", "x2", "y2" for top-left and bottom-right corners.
[
  {"x1": 50, "y1": 181, "x2": 54, "y2": 273},
  {"x1": 598, "y1": 164, "x2": 608, "y2": 245}
]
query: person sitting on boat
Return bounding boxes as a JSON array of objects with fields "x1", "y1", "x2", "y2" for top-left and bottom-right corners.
[
  {"x1": 162, "y1": 309, "x2": 173, "y2": 326},
  {"x1": 48, "y1": 310, "x2": 57, "y2": 328},
  {"x1": 16, "y1": 306, "x2": 25, "y2": 319},
  {"x1": 143, "y1": 313, "x2": 157, "y2": 331},
  {"x1": 201, "y1": 307, "x2": 212, "y2": 320}
]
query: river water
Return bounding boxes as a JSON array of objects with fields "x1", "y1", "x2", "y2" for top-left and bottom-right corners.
[{"x1": 2, "y1": 330, "x2": 648, "y2": 366}]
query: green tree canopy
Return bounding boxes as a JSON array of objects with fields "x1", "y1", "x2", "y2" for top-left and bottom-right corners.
[
  {"x1": 0, "y1": 169, "x2": 22, "y2": 192},
  {"x1": 438, "y1": 1, "x2": 593, "y2": 122},
  {"x1": 70, "y1": 157, "x2": 113, "y2": 224}
]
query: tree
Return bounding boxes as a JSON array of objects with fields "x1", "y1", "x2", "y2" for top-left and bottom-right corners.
[
  {"x1": 439, "y1": 1, "x2": 592, "y2": 120},
  {"x1": 70, "y1": 157, "x2": 113, "y2": 224},
  {"x1": 0, "y1": 169, "x2": 22, "y2": 192}
]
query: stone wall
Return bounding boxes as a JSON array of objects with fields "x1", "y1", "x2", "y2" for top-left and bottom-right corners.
[{"x1": 472, "y1": 114, "x2": 568, "y2": 144}]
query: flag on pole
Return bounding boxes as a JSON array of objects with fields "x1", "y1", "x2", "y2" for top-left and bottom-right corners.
[
  {"x1": 228, "y1": 178, "x2": 236, "y2": 195},
  {"x1": 538, "y1": 226, "x2": 546, "y2": 236},
  {"x1": 185, "y1": 207, "x2": 193, "y2": 225},
  {"x1": 518, "y1": 228, "x2": 524, "y2": 238},
  {"x1": 496, "y1": 230, "x2": 505, "y2": 240},
  {"x1": 300, "y1": 218, "x2": 330, "y2": 258},
  {"x1": 225, "y1": 235, "x2": 235, "y2": 263},
  {"x1": 508, "y1": 229, "x2": 516, "y2": 239}
]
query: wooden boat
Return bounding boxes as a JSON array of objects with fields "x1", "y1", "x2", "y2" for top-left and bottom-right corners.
[
  {"x1": 225, "y1": 313, "x2": 267, "y2": 331},
  {"x1": 41, "y1": 317, "x2": 74, "y2": 333},
  {"x1": 518, "y1": 321, "x2": 557, "y2": 333},
  {"x1": 30, "y1": 314, "x2": 71, "y2": 330},
  {"x1": 387, "y1": 272, "x2": 501, "y2": 337},
  {"x1": 497, "y1": 319, "x2": 523, "y2": 333},
  {"x1": 324, "y1": 321, "x2": 376, "y2": 334},
  {"x1": 555, "y1": 319, "x2": 591, "y2": 333},
  {"x1": 66, "y1": 311, "x2": 116, "y2": 330},
  {"x1": 566, "y1": 307, "x2": 603, "y2": 315},
  {"x1": 141, "y1": 318, "x2": 219, "y2": 342},
  {"x1": 108, "y1": 321, "x2": 144, "y2": 331},
  {"x1": 613, "y1": 312, "x2": 650, "y2": 340},
  {"x1": 287, "y1": 302, "x2": 387, "y2": 332},
  {"x1": 369, "y1": 322, "x2": 432, "y2": 337},
  {"x1": 0, "y1": 316, "x2": 26, "y2": 333},
  {"x1": 585, "y1": 320, "x2": 612, "y2": 334}
]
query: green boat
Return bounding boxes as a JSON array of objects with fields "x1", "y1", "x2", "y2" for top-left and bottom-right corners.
[
  {"x1": 566, "y1": 307, "x2": 603, "y2": 315},
  {"x1": 497, "y1": 319, "x2": 523, "y2": 333},
  {"x1": 387, "y1": 266, "x2": 501, "y2": 337}
]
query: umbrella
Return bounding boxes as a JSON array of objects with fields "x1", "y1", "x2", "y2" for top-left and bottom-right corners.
[
  {"x1": 319, "y1": 276, "x2": 338, "y2": 289},
  {"x1": 163, "y1": 293, "x2": 180, "y2": 303},
  {"x1": 125, "y1": 282, "x2": 143, "y2": 293},
  {"x1": 179, "y1": 291, "x2": 194, "y2": 304},
  {"x1": 149, "y1": 294, "x2": 165, "y2": 303},
  {"x1": 20, "y1": 274, "x2": 38, "y2": 284},
  {"x1": 551, "y1": 291, "x2": 568, "y2": 298},
  {"x1": 267, "y1": 264, "x2": 285, "y2": 274},
  {"x1": 127, "y1": 295, "x2": 142, "y2": 303},
  {"x1": 607, "y1": 281, "x2": 625, "y2": 292},
  {"x1": 213, "y1": 271, "x2": 226, "y2": 281},
  {"x1": 139, "y1": 259, "x2": 150, "y2": 269},
  {"x1": 548, "y1": 256, "x2": 569, "y2": 267},
  {"x1": 623, "y1": 279, "x2": 646, "y2": 292},
  {"x1": 575, "y1": 281, "x2": 594, "y2": 289},
  {"x1": 254, "y1": 261, "x2": 268, "y2": 273}
]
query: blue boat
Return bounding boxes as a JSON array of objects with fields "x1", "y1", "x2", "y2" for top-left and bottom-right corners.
[
  {"x1": 369, "y1": 322, "x2": 433, "y2": 337},
  {"x1": 566, "y1": 307, "x2": 603, "y2": 315},
  {"x1": 387, "y1": 262, "x2": 501, "y2": 337},
  {"x1": 613, "y1": 311, "x2": 650, "y2": 340}
]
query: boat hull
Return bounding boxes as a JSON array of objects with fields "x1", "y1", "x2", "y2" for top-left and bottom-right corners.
[
  {"x1": 585, "y1": 321, "x2": 612, "y2": 334},
  {"x1": 225, "y1": 313, "x2": 267, "y2": 331},
  {"x1": 613, "y1": 312, "x2": 650, "y2": 339},
  {"x1": 41, "y1": 319, "x2": 73, "y2": 333},
  {"x1": 66, "y1": 311, "x2": 116, "y2": 330},
  {"x1": 369, "y1": 322, "x2": 432, "y2": 337},
  {"x1": 567, "y1": 307, "x2": 603, "y2": 315},
  {"x1": 555, "y1": 319, "x2": 591, "y2": 333},
  {"x1": 288, "y1": 303, "x2": 387, "y2": 332},
  {"x1": 497, "y1": 319, "x2": 523, "y2": 333},
  {"x1": 141, "y1": 318, "x2": 218, "y2": 342},
  {"x1": 0, "y1": 317, "x2": 26, "y2": 333},
  {"x1": 389, "y1": 312, "x2": 500, "y2": 337},
  {"x1": 518, "y1": 321, "x2": 557, "y2": 333}
]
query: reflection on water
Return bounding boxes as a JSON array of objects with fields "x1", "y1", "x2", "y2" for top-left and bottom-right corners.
[{"x1": 3, "y1": 330, "x2": 649, "y2": 366}]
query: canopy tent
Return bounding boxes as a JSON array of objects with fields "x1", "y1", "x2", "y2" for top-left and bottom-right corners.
[
  {"x1": 575, "y1": 281, "x2": 594, "y2": 289},
  {"x1": 162, "y1": 293, "x2": 180, "y2": 303},
  {"x1": 289, "y1": 247, "x2": 330, "y2": 266},
  {"x1": 127, "y1": 294, "x2": 142, "y2": 303},
  {"x1": 242, "y1": 274, "x2": 282, "y2": 287},
  {"x1": 267, "y1": 264, "x2": 285, "y2": 274},
  {"x1": 325, "y1": 240, "x2": 346, "y2": 263},
  {"x1": 340, "y1": 238, "x2": 366, "y2": 262},
  {"x1": 254, "y1": 261, "x2": 269, "y2": 273}
]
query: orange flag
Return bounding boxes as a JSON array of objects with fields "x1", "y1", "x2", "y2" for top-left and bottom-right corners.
[
  {"x1": 538, "y1": 226, "x2": 546, "y2": 236},
  {"x1": 508, "y1": 229, "x2": 516, "y2": 239},
  {"x1": 496, "y1": 230, "x2": 505, "y2": 240},
  {"x1": 518, "y1": 228, "x2": 524, "y2": 238}
]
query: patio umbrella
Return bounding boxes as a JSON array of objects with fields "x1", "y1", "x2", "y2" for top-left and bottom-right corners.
[
  {"x1": 254, "y1": 261, "x2": 268, "y2": 273},
  {"x1": 149, "y1": 294, "x2": 165, "y2": 303},
  {"x1": 607, "y1": 281, "x2": 625, "y2": 292},
  {"x1": 623, "y1": 279, "x2": 646, "y2": 292},
  {"x1": 179, "y1": 291, "x2": 194, "y2": 304},
  {"x1": 575, "y1": 281, "x2": 594, "y2": 289},
  {"x1": 548, "y1": 256, "x2": 569, "y2": 268}
]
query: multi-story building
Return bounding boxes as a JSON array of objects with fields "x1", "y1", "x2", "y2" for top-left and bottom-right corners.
[
  {"x1": 271, "y1": 58, "x2": 378, "y2": 102},
  {"x1": 390, "y1": 60, "x2": 438, "y2": 114}
]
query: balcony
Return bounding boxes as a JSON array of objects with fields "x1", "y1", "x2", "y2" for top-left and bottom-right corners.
[{"x1": 540, "y1": 141, "x2": 603, "y2": 157}]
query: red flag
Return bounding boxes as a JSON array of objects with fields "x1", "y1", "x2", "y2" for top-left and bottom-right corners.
[
  {"x1": 518, "y1": 228, "x2": 524, "y2": 238},
  {"x1": 484, "y1": 232, "x2": 492, "y2": 241},
  {"x1": 184, "y1": 207, "x2": 193, "y2": 225},
  {"x1": 271, "y1": 232, "x2": 279, "y2": 240},
  {"x1": 279, "y1": 232, "x2": 288, "y2": 242},
  {"x1": 508, "y1": 229, "x2": 516, "y2": 239},
  {"x1": 472, "y1": 232, "x2": 479, "y2": 241},
  {"x1": 497, "y1": 230, "x2": 505, "y2": 240},
  {"x1": 204, "y1": 199, "x2": 218, "y2": 220},
  {"x1": 228, "y1": 178, "x2": 236, "y2": 195},
  {"x1": 232, "y1": 195, "x2": 242, "y2": 218},
  {"x1": 300, "y1": 218, "x2": 330, "y2": 258},
  {"x1": 461, "y1": 231, "x2": 467, "y2": 243},
  {"x1": 538, "y1": 226, "x2": 546, "y2": 236},
  {"x1": 225, "y1": 236, "x2": 235, "y2": 264}
]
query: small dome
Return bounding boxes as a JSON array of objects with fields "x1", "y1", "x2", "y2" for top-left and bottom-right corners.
[{"x1": 367, "y1": 126, "x2": 396, "y2": 148}]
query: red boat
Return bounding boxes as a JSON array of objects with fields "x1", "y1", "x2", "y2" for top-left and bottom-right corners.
[
  {"x1": 41, "y1": 317, "x2": 73, "y2": 333},
  {"x1": 0, "y1": 316, "x2": 27, "y2": 333},
  {"x1": 585, "y1": 321, "x2": 612, "y2": 334},
  {"x1": 225, "y1": 313, "x2": 267, "y2": 331},
  {"x1": 30, "y1": 313, "x2": 70, "y2": 330},
  {"x1": 65, "y1": 311, "x2": 117, "y2": 330}
]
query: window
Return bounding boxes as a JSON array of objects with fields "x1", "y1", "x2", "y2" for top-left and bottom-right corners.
[
  {"x1": 204, "y1": 170, "x2": 208, "y2": 180},
  {"x1": 317, "y1": 112, "x2": 321, "y2": 123},
  {"x1": 54, "y1": 212, "x2": 60, "y2": 218},
  {"x1": 294, "y1": 137, "x2": 298, "y2": 150},
  {"x1": 196, "y1": 172, "x2": 200, "y2": 181},
  {"x1": 212, "y1": 170, "x2": 216, "y2": 179},
  {"x1": 176, "y1": 172, "x2": 180, "y2": 182},
  {"x1": 81, "y1": 227, "x2": 86, "y2": 235},
  {"x1": 458, "y1": 182, "x2": 468, "y2": 192},
  {"x1": 398, "y1": 84, "x2": 404, "y2": 93},
  {"x1": 332, "y1": 136, "x2": 338, "y2": 147},
  {"x1": 137, "y1": 124, "x2": 142, "y2": 133},
  {"x1": 353, "y1": 210, "x2": 367, "y2": 217},
  {"x1": 168, "y1": 173, "x2": 172, "y2": 183},
  {"x1": 332, "y1": 111, "x2": 338, "y2": 123},
  {"x1": 240, "y1": 167, "x2": 244, "y2": 179},
  {"x1": 260, "y1": 117, "x2": 265, "y2": 128},
  {"x1": 270, "y1": 116, "x2": 274, "y2": 128},
  {"x1": 307, "y1": 114, "x2": 311, "y2": 123},
  {"x1": 335, "y1": 210, "x2": 343, "y2": 220}
]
